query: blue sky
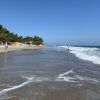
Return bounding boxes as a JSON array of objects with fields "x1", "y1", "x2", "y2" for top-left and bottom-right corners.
[{"x1": 0, "y1": 0, "x2": 100, "y2": 45}]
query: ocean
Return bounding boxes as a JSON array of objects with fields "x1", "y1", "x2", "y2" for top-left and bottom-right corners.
[{"x1": 0, "y1": 46, "x2": 100, "y2": 100}]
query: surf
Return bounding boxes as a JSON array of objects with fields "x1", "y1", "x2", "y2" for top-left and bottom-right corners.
[
  {"x1": 60, "y1": 46, "x2": 100, "y2": 65},
  {"x1": 57, "y1": 69, "x2": 100, "y2": 83},
  {"x1": 0, "y1": 76, "x2": 49, "y2": 96}
]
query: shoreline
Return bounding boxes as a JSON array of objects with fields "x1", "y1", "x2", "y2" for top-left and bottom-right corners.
[{"x1": 0, "y1": 44, "x2": 43, "y2": 53}]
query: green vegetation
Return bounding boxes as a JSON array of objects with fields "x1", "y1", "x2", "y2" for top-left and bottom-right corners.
[{"x1": 0, "y1": 25, "x2": 43, "y2": 45}]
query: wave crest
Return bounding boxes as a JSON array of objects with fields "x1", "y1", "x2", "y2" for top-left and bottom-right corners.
[{"x1": 60, "y1": 46, "x2": 100, "y2": 65}]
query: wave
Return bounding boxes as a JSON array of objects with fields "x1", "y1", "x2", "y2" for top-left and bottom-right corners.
[
  {"x1": 57, "y1": 69, "x2": 100, "y2": 83},
  {"x1": 0, "y1": 76, "x2": 33, "y2": 96},
  {"x1": 59, "y1": 46, "x2": 100, "y2": 65},
  {"x1": 57, "y1": 70, "x2": 75, "y2": 82},
  {"x1": 0, "y1": 76, "x2": 49, "y2": 96},
  {"x1": 75, "y1": 75, "x2": 100, "y2": 83},
  {"x1": 0, "y1": 72, "x2": 99, "y2": 97}
]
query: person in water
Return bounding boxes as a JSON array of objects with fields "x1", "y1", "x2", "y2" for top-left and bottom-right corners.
[
  {"x1": 68, "y1": 46, "x2": 70, "y2": 51},
  {"x1": 5, "y1": 42, "x2": 8, "y2": 51}
]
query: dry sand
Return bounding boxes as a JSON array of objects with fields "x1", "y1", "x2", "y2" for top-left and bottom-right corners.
[{"x1": 0, "y1": 43, "x2": 43, "y2": 53}]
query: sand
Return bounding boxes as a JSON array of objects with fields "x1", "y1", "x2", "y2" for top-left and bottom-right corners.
[{"x1": 0, "y1": 43, "x2": 43, "y2": 53}]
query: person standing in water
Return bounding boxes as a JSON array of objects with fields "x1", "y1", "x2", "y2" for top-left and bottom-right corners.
[
  {"x1": 5, "y1": 42, "x2": 8, "y2": 51},
  {"x1": 68, "y1": 46, "x2": 70, "y2": 51}
]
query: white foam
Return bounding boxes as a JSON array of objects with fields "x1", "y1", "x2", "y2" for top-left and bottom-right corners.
[
  {"x1": 0, "y1": 76, "x2": 49, "y2": 96},
  {"x1": 59, "y1": 69, "x2": 74, "y2": 77},
  {"x1": 60, "y1": 46, "x2": 100, "y2": 65},
  {"x1": 0, "y1": 76, "x2": 33, "y2": 95},
  {"x1": 57, "y1": 69, "x2": 100, "y2": 83},
  {"x1": 76, "y1": 75, "x2": 100, "y2": 83},
  {"x1": 57, "y1": 70, "x2": 75, "y2": 82}
]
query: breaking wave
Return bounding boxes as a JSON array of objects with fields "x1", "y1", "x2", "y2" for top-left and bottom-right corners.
[{"x1": 59, "y1": 46, "x2": 100, "y2": 65}]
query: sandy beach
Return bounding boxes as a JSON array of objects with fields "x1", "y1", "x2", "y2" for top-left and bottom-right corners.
[{"x1": 0, "y1": 43, "x2": 43, "y2": 53}]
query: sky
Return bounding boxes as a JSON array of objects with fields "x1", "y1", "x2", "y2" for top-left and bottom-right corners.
[{"x1": 0, "y1": 0, "x2": 100, "y2": 45}]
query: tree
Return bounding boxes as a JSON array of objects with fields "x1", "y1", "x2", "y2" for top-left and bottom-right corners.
[
  {"x1": 0, "y1": 25, "x2": 2, "y2": 29},
  {"x1": 32, "y1": 36, "x2": 43, "y2": 45},
  {"x1": 0, "y1": 25, "x2": 44, "y2": 45}
]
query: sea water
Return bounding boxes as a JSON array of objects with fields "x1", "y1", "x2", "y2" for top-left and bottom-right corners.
[{"x1": 0, "y1": 46, "x2": 100, "y2": 100}]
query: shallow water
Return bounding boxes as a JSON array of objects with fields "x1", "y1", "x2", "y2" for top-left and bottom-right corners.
[{"x1": 0, "y1": 46, "x2": 100, "y2": 100}]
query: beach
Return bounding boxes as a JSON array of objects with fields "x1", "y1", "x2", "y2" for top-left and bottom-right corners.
[
  {"x1": 0, "y1": 43, "x2": 43, "y2": 53},
  {"x1": 0, "y1": 46, "x2": 100, "y2": 100},
  {"x1": 0, "y1": 0, "x2": 99, "y2": 99}
]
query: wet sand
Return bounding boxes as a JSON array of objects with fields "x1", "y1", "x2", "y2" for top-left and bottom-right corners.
[{"x1": 3, "y1": 82, "x2": 100, "y2": 100}]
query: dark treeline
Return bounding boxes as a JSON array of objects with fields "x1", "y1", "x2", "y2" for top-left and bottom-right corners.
[{"x1": 0, "y1": 25, "x2": 43, "y2": 45}]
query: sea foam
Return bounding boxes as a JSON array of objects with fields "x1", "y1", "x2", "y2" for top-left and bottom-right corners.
[
  {"x1": 0, "y1": 76, "x2": 49, "y2": 96},
  {"x1": 57, "y1": 69, "x2": 100, "y2": 83},
  {"x1": 60, "y1": 46, "x2": 100, "y2": 65},
  {"x1": 0, "y1": 76, "x2": 33, "y2": 96},
  {"x1": 57, "y1": 69, "x2": 76, "y2": 82}
]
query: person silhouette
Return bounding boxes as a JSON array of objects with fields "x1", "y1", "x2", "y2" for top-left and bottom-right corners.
[
  {"x1": 5, "y1": 42, "x2": 8, "y2": 51},
  {"x1": 68, "y1": 46, "x2": 70, "y2": 51}
]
